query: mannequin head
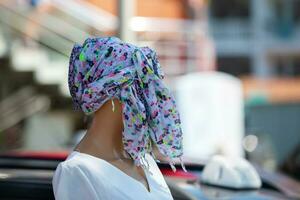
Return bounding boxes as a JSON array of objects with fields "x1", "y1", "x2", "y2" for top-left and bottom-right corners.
[{"x1": 69, "y1": 37, "x2": 183, "y2": 167}]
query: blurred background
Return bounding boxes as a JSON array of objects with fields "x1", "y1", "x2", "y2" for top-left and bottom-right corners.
[{"x1": 0, "y1": 0, "x2": 299, "y2": 181}]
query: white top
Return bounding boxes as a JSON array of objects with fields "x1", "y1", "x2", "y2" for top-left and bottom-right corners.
[{"x1": 52, "y1": 151, "x2": 174, "y2": 200}]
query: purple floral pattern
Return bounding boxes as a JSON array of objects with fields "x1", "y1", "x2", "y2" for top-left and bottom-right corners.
[{"x1": 68, "y1": 37, "x2": 183, "y2": 167}]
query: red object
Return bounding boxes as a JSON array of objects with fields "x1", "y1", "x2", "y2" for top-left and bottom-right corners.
[
  {"x1": 0, "y1": 151, "x2": 69, "y2": 160},
  {"x1": 160, "y1": 168, "x2": 198, "y2": 182}
]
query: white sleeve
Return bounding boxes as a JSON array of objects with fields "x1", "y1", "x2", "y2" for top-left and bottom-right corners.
[{"x1": 52, "y1": 163, "x2": 101, "y2": 200}]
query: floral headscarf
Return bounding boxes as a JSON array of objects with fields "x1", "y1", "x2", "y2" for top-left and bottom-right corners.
[{"x1": 68, "y1": 37, "x2": 185, "y2": 171}]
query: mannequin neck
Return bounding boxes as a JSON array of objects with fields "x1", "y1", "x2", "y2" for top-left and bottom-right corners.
[{"x1": 75, "y1": 98, "x2": 128, "y2": 160}]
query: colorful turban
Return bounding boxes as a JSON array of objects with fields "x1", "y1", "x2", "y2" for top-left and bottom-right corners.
[{"x1": 68, "y1": 36, "x2": 185, "y2": 171}]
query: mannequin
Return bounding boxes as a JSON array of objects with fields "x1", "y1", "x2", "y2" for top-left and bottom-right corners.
[{"x1": 53, "y1": 37, "x2": 181, "y2": 200}]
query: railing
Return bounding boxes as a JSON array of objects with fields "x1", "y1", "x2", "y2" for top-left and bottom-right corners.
[
  {"x1": 0, "y1": 0, "x2": 216, "y2": 131},
  {"x1": 0, "y1": 1, "x2": 88, "y2": 56},
  {"x1": 0, "y1": 0, "x2": 215, "y2": 73},
  {"x1": 132, "y1": 17, "x2": 215, "y2": 75},
  {"x1": 0, "y1": 0, "x2": 118, "y2": 56},
  {"x1": 50, "y1": 0, "x2": 117, "y2": 32}
]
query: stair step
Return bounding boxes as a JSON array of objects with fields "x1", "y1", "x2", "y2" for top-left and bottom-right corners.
[
  {"x1": 0, "y1": 56, "x2": 11, "y2": 70},
  {"x1": 0, "y1": 70, "x2": 35, "y2": 88},
  {"x1": 10, "y1": 41, "x2": 49, "y2": 72},
  {"x1": 35, "y1": 61, "x2": 68, "y2": 85},
  {"x1": 0, "y1": 27, "x2": 7, "y2": 57},
  {"x1": 34, "y1": 83, "x2": 72, "y2": 110}
]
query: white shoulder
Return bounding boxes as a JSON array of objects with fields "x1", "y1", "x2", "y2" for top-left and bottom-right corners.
[{"x1": 52, "y1": 160, "x2": 110, "y2": 200}]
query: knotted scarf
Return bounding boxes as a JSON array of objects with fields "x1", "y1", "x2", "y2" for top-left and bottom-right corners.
[{"x1": 68, "y1": 37, "x2": 185, "y2": 171}]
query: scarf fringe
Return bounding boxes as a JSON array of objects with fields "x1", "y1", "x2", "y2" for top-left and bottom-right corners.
[
  {"x1": 105, "y1": 90, "x2": 115, "y2": 112},
  {"x1": 134, "y1": 155, "x2": 153, "y2": 176},
  {"x1": 168, "y1": 156, "x2": 187, "y2": 173},
  {"x1": 133, "y1": 153, "x2": 187, "y2": 174}
]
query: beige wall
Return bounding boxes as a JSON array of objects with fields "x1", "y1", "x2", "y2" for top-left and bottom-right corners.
[{"x1": 87, "y1": 0, "x2": 186, "y2": 18}]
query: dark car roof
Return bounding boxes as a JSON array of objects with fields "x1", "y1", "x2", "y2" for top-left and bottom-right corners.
[
  {"x1": 0, "y1": 153, "x2": 299, "y2": 200},
  {"x1": 0, "y1": 167, "x2": 294, "y2": 200}
]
